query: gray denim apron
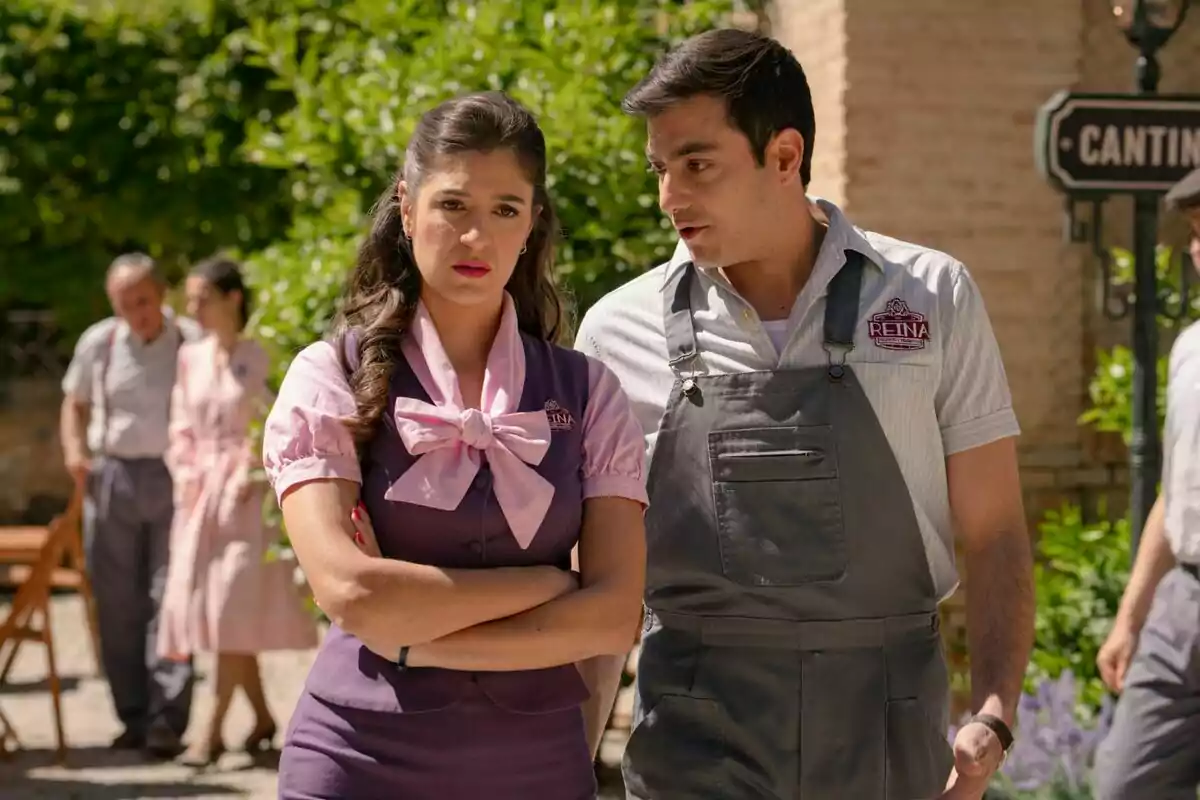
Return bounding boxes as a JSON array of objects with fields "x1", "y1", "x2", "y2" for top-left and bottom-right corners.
[{"x1": 622, "y1": 251, "x2": 954, "y2": 799}]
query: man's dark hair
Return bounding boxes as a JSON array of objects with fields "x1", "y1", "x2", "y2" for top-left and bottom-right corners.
[{"x1": 623, "y1": 28, "x2": 816, "y2": 186}]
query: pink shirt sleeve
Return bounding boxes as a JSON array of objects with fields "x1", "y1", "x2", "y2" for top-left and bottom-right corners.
[
  {"x1": 262, "y1": 340, "x2": 361, "y2": 504},
  {"x1": 581, "y1": 357, "x2": 649, "y2": 507}
]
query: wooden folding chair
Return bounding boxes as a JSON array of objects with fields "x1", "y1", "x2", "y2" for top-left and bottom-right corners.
[
  {"x1": 0, "y1": 499, "x2": 79, "y2": 763},
  {"x1": 0, "y1": 489, "x2": 101, "y2": 679}
]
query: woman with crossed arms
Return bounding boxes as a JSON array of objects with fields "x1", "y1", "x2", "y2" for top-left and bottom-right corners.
[{"x1": 262, "y1": 91, "x2": 647, "y2": 799}]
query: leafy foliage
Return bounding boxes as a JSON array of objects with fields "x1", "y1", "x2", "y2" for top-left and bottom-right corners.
[
  {"x1": 1026, "y1": 505, "x2": 1130, "y2": 712},
  {"x1": 0, "y1": 0, "x2": 295, "y2": 345},
  {"x1": 226, "y1": 0, "x2": 731, "y2": 392},
  {"x1": 1078, "y1": 244, "x2": 1196, "y2": 440},
  {"x1": 3, "y1": 0, "x2": 735, "y2": 371}
]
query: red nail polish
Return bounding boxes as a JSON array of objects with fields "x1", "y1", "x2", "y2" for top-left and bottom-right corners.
[
  {"x1": 351, "y1": 506, "x2": 360, "y2": 521},
  {"x1": 354, "y1": 531, "x2": 364, "y2": 546}
]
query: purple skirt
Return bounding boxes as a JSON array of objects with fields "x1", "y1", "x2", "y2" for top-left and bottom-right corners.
[{"x1": 277, "y1": 688, "x2": 598, "y2": 799}]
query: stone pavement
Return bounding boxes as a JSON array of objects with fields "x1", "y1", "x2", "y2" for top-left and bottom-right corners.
[
  {"x1": 0, "y1": 595, "x2": 630, "y2": 799},
  {"x1": 0, "y1": 594, "x2": 308, "y2": 798}
]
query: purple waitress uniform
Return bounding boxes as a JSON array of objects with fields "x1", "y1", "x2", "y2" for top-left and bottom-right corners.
[{"x1": 262, "y1": 294, "x2": 648, "y2": 800}]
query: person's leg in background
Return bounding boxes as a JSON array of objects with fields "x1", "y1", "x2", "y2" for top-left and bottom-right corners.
[
  {"x1": 83, "y1": 456, "x2": 152, "y2": 748},
  {"x1": 180, "y1": 653, "x2": 238, "y2": 766},
  {"x1": 140, "y1": 457, "x2": 194, "y2": 754},
  {"x1": 238, "y1": 653, "x2": 278, "y2": 748},
  {"x1": 1093, "y1": 569, "x2": 1200, "y2": 800}
]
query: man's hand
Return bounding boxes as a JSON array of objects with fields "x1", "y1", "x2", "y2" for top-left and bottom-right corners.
[
  {"x1": 938, "y1": 721, "x2": 1004, "y2": 799},
  {"x1": 1096, "y1": 494, "x2": 1174, "y2": 694},
  {"x1": 1097, "y1": 619, "x2": 1140, "y2": 693},
  {"x1": 60, "y1": 396, "x2": 92, "y2": 492},
  {"x1": 65, "y1": 450, "x2": 91, "y2": 491}
]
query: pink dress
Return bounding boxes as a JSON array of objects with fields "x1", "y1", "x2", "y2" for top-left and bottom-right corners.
[{"x1": 158, "y1": 336, "x2": 318, "y2": 658}]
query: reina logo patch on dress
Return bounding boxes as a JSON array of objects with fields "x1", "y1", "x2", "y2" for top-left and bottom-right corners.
[
  {"x1": 867, "y1": 298, "x2": 931, "y2": 351},
  {"x1": 544, "y1": 400, "x2": 574, "y2": 431}
]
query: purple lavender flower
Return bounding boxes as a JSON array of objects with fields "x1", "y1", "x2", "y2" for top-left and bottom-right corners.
[{"x1": 948, "y1": 670, "x2": 1114, "y2": 795}]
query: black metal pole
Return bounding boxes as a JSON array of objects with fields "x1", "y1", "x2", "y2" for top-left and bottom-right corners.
[{"x1": 1129, "y1": 50, "x2": 1162, "y2": 560}]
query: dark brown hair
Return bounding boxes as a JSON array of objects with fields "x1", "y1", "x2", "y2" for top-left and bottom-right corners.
[
  {"x1": 335, "y1": 91, "x2": 564, "y2": 444},
  {"x1": 623, "y1": 28, "x2": 816, "y2": 186},
  {"x1": 190, "y1": 254, "x2": 250, "y2": 331}
]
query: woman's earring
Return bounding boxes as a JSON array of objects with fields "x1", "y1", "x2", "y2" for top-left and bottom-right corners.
[{"x1": 520, "y1": 243, "x2": 527, "y2": 254}]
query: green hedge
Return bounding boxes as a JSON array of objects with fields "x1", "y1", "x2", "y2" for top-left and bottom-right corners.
[
  {"x1": 0, "y1": 0, "x2": 296, "y2": 345},
  {"x1": 2, "y1": 0, "x2": 735, "y2": 367},
  {"x1": 231, "y1": 0, "x2": 732, "y2": 392}
]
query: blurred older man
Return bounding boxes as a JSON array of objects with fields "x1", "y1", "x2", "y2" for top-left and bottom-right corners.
[
  {"x1": 1094, "y1": 169, "x2": 1200, "y2": 800},
  {"x1": 60, "y1": 253, "x2": 200, "y2": 757}
]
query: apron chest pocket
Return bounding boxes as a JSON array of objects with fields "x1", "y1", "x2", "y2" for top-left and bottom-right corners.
[{"x1": 708, "y1": 425, "x2": 847, "y2": 586}]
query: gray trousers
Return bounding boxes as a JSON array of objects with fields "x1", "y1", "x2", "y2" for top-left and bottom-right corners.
[
  {"x1": 1094, "y1": 566, "x2": 1200, "y2": 800},
  {"x1": 84, "y1": 456, "x2": 193, "y2": 738}
]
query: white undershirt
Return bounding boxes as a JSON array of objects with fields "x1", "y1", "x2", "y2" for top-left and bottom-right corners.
[{"x1": 761, "y1": 319, "x2": 791, "y2": 354}]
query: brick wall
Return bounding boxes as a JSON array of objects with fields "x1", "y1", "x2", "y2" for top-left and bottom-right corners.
[{"x1": 766, "y1": 0, "x2": 848, "y2": 206}]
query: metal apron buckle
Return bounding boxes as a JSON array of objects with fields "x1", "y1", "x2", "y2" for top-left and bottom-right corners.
[
  {"x1": 668, "y1": 351, "x2": 703, "y2": 399},
  {"x1": 823, "y1": 342, "x2": 853, "y2": 381}
]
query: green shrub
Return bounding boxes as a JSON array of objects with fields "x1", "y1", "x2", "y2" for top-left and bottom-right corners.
[
  {"x1": 0, "y1": 0, "x2": 294, "y2": 346},
  {"x1": 1026, "y1": 504, "x2": 1129, "y2": 714},
  {"x1": 226, "y1": 0, "x2": 735, "y2": 393}
]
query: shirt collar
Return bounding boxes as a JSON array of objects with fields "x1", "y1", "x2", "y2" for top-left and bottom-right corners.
[
  {"x1": 117, "y1": 306, "x2": 180, "y2": 347},
  {"x1": 400, "y1": 291, "x2": 526, "y2": 413},
  {"x1": 659, "y1": 197, "x2": 886, "y2": 290}
]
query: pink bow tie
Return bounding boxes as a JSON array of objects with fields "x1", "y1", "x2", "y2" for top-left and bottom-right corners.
[{"x1": 385, "y1": 398, "x2": 554, "y2": 549}]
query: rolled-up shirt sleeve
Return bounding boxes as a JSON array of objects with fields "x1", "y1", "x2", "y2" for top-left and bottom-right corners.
[
  {"x1": 580, "y1": 357, "x2": 649, "y2": 507},
  {"x1": 935, "y1": 264, "x2": 1021, "y2": 455},
  {"x1": 262, "y1": 340, "x2": 362, "y2": 504}
]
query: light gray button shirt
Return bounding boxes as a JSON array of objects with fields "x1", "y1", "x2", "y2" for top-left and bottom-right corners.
[
  {"x1": 61, "y1": 311, "x2": 202, "y2": 459},
  {"x1": 1163, "y1": 321, "x2": 1200, "y2": 564}
]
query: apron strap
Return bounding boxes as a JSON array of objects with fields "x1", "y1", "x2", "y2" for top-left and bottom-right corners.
[
  {"x1": 822, "y1": 250, "x2": 865, "y2": 380},
  {"x1": 663, "y1": 251, "x2": 866, "y2": 385},
  {"x1": 662, "y1": 262, "x2": 701, "y2": 393}
]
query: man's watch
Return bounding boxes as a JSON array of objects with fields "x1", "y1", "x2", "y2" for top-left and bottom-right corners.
[
  {"x1": 395, "y1": 645, "x2": 411, "y2": 672},
  {"x1": 969, "y1": 713, "x2": 1015, "y2": 761}
]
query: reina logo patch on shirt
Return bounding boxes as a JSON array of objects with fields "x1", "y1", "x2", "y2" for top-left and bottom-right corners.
[
  {"x1": 867, "y1": 298, "x2": 931, "y2": 351},
  {"x1": 544, "y1": 400, "x2": 574, "y2": 431}
]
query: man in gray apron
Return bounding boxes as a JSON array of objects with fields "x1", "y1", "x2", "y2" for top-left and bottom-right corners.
[
  {"x1": 576, "y1": 29, "x2": 1035, "y2": 798},
  {"x1": 60, "y1": 253, "x2": 198, "y2": 756},
  {"x1": 1093, "y1": 170, "x2": 1200, "y2": 800}
]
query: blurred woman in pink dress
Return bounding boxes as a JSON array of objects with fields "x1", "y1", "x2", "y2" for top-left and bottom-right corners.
[{"x1": 158, "y1": 256, "x2": 318, "y2": 768}]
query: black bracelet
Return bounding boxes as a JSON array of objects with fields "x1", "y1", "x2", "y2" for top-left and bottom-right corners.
[
  {"x1": 969, "y1": 713, "x2": 1014, "y2": 753},
  {"x1": 396, "y1": 645, "x2": 410, "y2": 672}
]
